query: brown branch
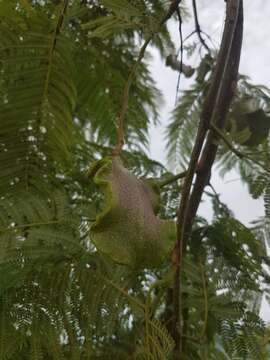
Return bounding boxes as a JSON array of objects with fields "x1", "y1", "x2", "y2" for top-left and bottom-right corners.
[
  {"x1": 185, "y1": 1, "x2": 243, "y2": 233},
  {"x1": 171, "y1": 0, "x2": 243, "y2": 357}
]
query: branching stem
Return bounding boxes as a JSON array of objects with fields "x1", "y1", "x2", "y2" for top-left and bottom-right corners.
[
  {"x1": 192, "y1": 0, "x2": 210, "y2": 53},
  {"x1": 113, "y1": 1, "x2": 183, "y2": 155},
  {"x1": 113, "y1": 37, "x2": 152, "y2": 155}
]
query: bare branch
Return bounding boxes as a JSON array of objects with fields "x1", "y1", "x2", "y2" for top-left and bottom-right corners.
[
  {"x1": 185, "y1": 1, "x2": 243, "y2": 231},
  {"x1": 171, "y1": 0, "x2": 243, "y2": 357}
]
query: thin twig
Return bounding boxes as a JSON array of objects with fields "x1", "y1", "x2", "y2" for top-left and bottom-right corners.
[
  {"x1": 208, "y1": 182, "x2": 219, "y2": 198},
  {"x1": 102, "y1": 276, "x2": 145, "y2": 310},
  {"x1": 113, "y1": 0, "x2": 182, "y2": 155},
  {"x1": 181, "y1": 28, "x2": 212, "y2": 49},
  {"x1": 175, "y1": 7, "x2": 184, "y2": 105},
  {"x1": 192, "y1": 0, "x2": 210, "y2": 53},
  {"x1": 183, "y1": 29, "x2": 196, "y2": 43},
  {"x1": 113, "y1": 37, "x2": 152, "y2": 155},
  {"x1": 210, "y1": 123, "x2": 243, "y2": 158},
  {"x1": 0, "y1": 220, "x2": 63, "y2": 233},
  {"x1": 159, "y1": 170, "x2": 187, "y2": 188},
  {"x1": 210, "y1": 123, "x2": 270, "y2": 174},
  {"x1": 198, "y1": 257, "x2": 208, "y2": 341}
]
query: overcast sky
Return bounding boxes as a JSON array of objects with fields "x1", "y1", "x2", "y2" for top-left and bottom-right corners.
[{"x1": 149, "y1": 1, "x2": 270, "y2": 321}]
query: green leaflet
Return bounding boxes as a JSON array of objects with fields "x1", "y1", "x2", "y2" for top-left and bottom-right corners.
[{"x1": 88, "y1": 157, "x2": 176, "y2": 268}]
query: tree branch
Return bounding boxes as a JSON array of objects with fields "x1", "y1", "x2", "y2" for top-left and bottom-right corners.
[
  {"x1": 171, "y1": 0, "x2": 243, "y2": 357},
  {"x1": 182, "y1": 0, "x2": 243, "y2": 295}
]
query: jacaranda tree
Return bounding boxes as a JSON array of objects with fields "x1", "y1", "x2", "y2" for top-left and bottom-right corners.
[{"x1": 0, "y1": 0, "x2": 270, "y2": 359}]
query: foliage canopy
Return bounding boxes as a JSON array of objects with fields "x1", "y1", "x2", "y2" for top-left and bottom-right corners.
[{"x1": 0, "y1": 0, "x2": 270, "y2": 359}]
